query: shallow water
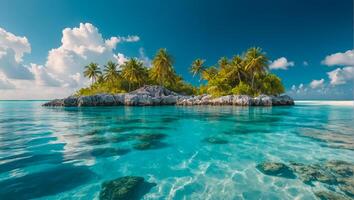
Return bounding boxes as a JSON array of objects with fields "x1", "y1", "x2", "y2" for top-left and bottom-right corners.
[{"x1": 0, "y1": 101, "x2": 353, "y2": 200}]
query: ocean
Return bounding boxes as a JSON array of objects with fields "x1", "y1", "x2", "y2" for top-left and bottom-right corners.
[{"x1": 0, "y1": 101, "x2": 353, "y2": 199}]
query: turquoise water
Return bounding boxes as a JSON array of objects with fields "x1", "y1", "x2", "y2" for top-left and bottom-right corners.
[{"x1": 0, "y1": 101, "x2": 353, "y2": 200}]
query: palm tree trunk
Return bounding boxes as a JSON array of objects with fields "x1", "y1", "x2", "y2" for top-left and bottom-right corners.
[
  {"x1": 251, "y1": 74, "x2": 255, "y2": 89},
  {"x1": 237, "y1": 72, "x2": 241, "y2": 83}
]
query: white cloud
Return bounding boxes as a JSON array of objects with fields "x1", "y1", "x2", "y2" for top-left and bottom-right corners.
[
  {"x1": 45, "y1": 23, "x2": 139, "y2": 88},
  {"x1": 269, "y1": 57, "x2": 294, "y2": 70},
  {"x1": 299, "y1": 83, "x2": 304, "y2": 89},
  {"x1": 139, "y1": 47, "x2": 151, "y2": 67},
  {"x1": 0, "y1": 27, "x2": 31, "y2": 62},
  {"x1": 0, "y1": 76, "x2": 15, "y2": 89},
  {"x1": 287, "y1": 81, "x2": 352, "y2": 100},
  {"x1": 114, "y1": 53, "x2": 128, "y2": 66},
  {"x1": 118, "y1": 35, "x2": 140, "y2": 42},
  {"x1": 291, "y1": 85, "x2": 296, "y2": 91},
  {"x1": 327, "y1": 66, "x2": 354, "y2": 85},
  {"x1": 0, "y1": 23, "x2": 141, "y2": 99},
  {"x1": 322, "y1": 50, "x2": 354, "y2": 66},
  {"x1": 29, "y1": 64, "x2": 62, "y2": 87},
  {"x1": 310, "y1": 79, "x2": 324, "y2": 89},
  {"x1": 0, "y1": 48, "x2": 34, "y2": 80},
  {"x1": 0, "y1": 27, "x2": 33, "y2": 80}
]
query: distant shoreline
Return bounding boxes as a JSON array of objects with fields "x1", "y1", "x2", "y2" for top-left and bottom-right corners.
[{"x1": 295, "y1": 100, "x2": 354, "y2": 106}]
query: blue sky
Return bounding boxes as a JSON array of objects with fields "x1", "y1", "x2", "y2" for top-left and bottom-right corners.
[{"x1": 0, "y1": 0, "x2": 353, "y2": 100}]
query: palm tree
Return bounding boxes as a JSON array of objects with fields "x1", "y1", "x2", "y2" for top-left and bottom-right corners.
[
  {"x1": 150, "y1": 48, "x2": 176, "y2": 86},
  {"x1": 243, "y1": 47, "x2": 268, "y2": 89},
  {"x1": 218, "y1": 57, "x2": 229, "y2": 69},
  {"x1": 84, "y1": 62, "x2": 102, "y2": 84},
  {"x1": 190, "y1": 59, "x2": 205, "y2": 80},
  {"x1": 230, "y1": 55, "x2": 245, "y2": 83},
  {"x1": 121, "y1": 58, "x2": 147, "y2": 91},
  {"x1": 103, "y1": 61, "x2": 119, "y2": 84},
  {"x1": 201, "y1": 66, "x2": 218, "y2": 81}
]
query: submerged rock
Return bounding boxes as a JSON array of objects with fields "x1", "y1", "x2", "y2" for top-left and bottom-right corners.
[
  {"x1": 89, "y1": 148, "x2": 130, "y2": 157},
  {"x1": 339, "y1": 181, "x2": 354, "y2": 198},
  {"x1": 256, "y1": 162, "x2": 296, "y2": 179},
  {"x1": 314, "y1": 191, "x2": 349, "y2": 200},
  {"x1": 301, "y1": 128, "x2": 354, "y2": 151},
  {"x1": 203, "y1": 137, "x2": 229, "y2": 144},
  {"x1": 136, "y1": 133, "x2": 167, "y2": 141},
  {"x1": 290, "y1": 163, "x2": 337, "y2": 185},
  {"x1": 290, "y1": 160, "x2": 354, "y2": 199},
  {"x1": 99, "y1": 176, "x2": 156, "y2": 200},
  {"x1": 85, "y1": 137, "x2": 109, "y2": 146},
  {"x1": 132, "y1": 141, "x2": 167, "y2": 150},
  {"x1": 325, "y1": 160, "x2": 354, "y2": 178},
  {"x1": 43, "y1": 85, "x2": 294, "y2": 107}
]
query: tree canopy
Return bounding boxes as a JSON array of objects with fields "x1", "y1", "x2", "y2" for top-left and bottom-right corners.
[
  {"x1": 76, "y1": 47, "x2": 285, "y2": 97},
  {"x1": 192, "y1": 47, "x2": 284, "y2": 96}
]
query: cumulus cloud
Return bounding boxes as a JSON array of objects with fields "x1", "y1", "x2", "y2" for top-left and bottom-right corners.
[
  {"x1": 114, "y1": 53, "x2": 128, "y2": 66},
  {"x1": 327, "y1": 66, "x2": 354, "y2": 85},
  {"x1": 45, "y1": 23, "x2": 139, "y2": 88},
  {"x1": 29, "y1": 64, "x2": 62, "y2": 87},
  {"x1": 310, "y1": 79, "x2": 324, "y2": 89},
  {"x1": 0, "y1": 23, "x2": 141, "y2": 99},
  {"x1": 0, "y1": 27, "x2": 33, "y2": 80},
  {"x1": 139, "y1": 47, "x2": 151, "y2": 67},
  {"x1": 287, "y1": 81, "x2": 352, "y2": 100},
  {"x1": 118, "y1": 35, "x2": 140, "y2": 42},
  {"x1": 47, "y1": 23, "x2": 116, "y2": 77},
  {"x1": 0, "y1": 27, "x2": 31, "y2": 62},
  {"x1": 0, "y1": 76, "x2": 15, "y2": 89},
  {"x1": 322, "y1": 50, "x2": 354, "y2": 66},
  {"x1": 269, "y1": 57, "x2": 294, "y2": 70},
  {"x1": 291, "y1": 85, "x2": 296, "y2": 91}
]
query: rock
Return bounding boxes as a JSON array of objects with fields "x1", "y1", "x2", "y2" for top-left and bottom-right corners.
[
  {"x1": 252, "y1": 95, "x2": 272, "y2": 106},
  {"x1": 42, "y1": 98, "x2": 64, "y2": 106},
  {"x1": 63, "y1": 96, "x2": 78, "y2": 106},
  {"x1": 290, "y1": 163, "x2": 337, "y2": 185},
  {"x1": 203, "y1": 137, "x2": 229, "y2": 144},
  {"x1": 77, "y1": 96, "x2": 93, "y2": 106},
  {"x1": 136, "y1": 133, "x2": 167, "y2": 141},
  {"x1": 96, "y1": 94, "x2": 115, "y2": 106},
  {"x1": 130, "y1": 85, "x2": 178, "y2": 97},
  {"x1": 132, "y1": 141, "x2": 167, "y2": 150},
  {"x1": 113, "y1": 94, "x2": 125, "y2": 105},
  {"x1": 43, "y1": 85, "x2": 295, "y2": 107},
  {"x1": 272, "y1": 95, "x2": 295, "y2": 106},
  {"x1": 161, "y1": 95, "x2": 177, "y2": 105},
  {"x1": 325, "y1": 160, "x2": 354, "y2": 178},
  {"x1": 124, "y1": 94, "x2": 139, "y2": 106},
  {"x1": 89, "y1": 148, "x2": 130, "y2": 157},
  {"x1": 339, "y1": 181, "x2": 354, "y2": 198},
  {"x1": 211, "y1": 95, "x2": 233, "y2": 105},
  {"x1": 99, "y1": 176, "x2": 156, "y2": 200},
  {"x1": 314, "y1": 191, "x2": 349, "y2": 200},
  {"x1": 232, "y1": 95, "x2": 252, "y2": 106},
  {"x1": 257, "y1": 162, "x2": 296, "y2": 179}
]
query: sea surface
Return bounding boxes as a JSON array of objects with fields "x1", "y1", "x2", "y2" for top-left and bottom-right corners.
[{"x1": 0, "y1": 101, "x2": 353, "y2": 200}]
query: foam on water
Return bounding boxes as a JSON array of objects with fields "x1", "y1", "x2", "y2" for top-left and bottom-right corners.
[{"x1": 0, "y1": 101, "x2": 353, "y2": 199}]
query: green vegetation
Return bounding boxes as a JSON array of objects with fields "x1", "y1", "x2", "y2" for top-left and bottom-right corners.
[
  {"x1": 191, "y1": 47, "x2": 285, "y2": 97},
  {"x1": 76, "y1": 47, "x2": 285, "y2": 97},
  {"x1": 77, "y1": 48, "x2": 195, "y2": 96}
]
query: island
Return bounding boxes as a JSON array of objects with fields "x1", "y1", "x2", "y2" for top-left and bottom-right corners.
[{"x1": 43, "y1": 47, "x2": 295, "y2": 107}]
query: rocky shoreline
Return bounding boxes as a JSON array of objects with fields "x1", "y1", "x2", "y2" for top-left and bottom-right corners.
[{"x1": 43, "y1": 85, "x2": 294, "y2": 107}]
